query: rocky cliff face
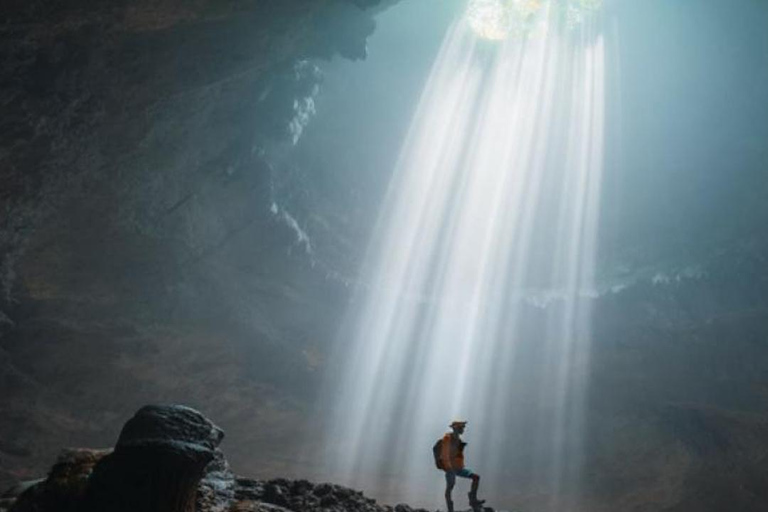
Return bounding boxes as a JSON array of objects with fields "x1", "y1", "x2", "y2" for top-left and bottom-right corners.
[
  {"x1": 580, "y1": 251, "x2": 768, "y2": 511},
  {"x1": 0, "y1": 0, "x2": 391, "y2": 490}
]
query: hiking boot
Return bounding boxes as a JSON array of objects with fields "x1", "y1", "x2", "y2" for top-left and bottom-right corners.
[{"x1": 468, "y1": 492, "x2": 485, "y2": 508}]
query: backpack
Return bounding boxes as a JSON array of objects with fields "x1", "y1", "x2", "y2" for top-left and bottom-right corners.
[{"x1": 432, "y1": 437, "x2": 445, "y2": 470}]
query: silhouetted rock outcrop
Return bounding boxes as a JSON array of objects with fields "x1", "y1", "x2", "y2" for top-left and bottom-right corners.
[
  {"x1": 197, "y1": 450, "x2": 237, "y2": 512},
  {"x1": 2, "y1": 405, "x2": 437, "y2": 512},
  {"x1": 82, "y1": 405, "x2": 224, "y2": 512},
  {"x1": 3, "y1": 449, "x2": 108, "y2": 512}
]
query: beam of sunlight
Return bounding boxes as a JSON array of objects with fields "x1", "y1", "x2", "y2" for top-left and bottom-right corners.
[{"x1": 316, "y1": 8, "x2": 606, "y2": 511}]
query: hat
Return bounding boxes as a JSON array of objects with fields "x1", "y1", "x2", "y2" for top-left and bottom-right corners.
[{"x1": 450, "y1": 420, "x2": 468, "y2": 428}]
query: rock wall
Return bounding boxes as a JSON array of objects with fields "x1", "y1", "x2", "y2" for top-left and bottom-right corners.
[{"x1": 0, "y1": 0, "x2": 391, "y2": 490}]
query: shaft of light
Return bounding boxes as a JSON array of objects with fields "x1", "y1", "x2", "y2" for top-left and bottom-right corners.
[{"x1": 317, "y1": 12, "x2": 606, "y2": 510}]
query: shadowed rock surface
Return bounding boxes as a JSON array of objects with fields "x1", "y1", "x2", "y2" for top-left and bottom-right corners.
[
  {"x1": 3, "y1": 449, "x2": 108, "y2": 512},
  {"x1": 0, "y1": 0, "x2": 396, "y2": 490},
  {"x1": 83, "y1": 405, "x2": 224, "y2": 512},
  {"x1": 2, "y1": 405, "x2": 442, "y2": 512}
]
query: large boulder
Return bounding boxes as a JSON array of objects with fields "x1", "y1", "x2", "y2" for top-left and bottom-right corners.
[
  {"x1": 82, "y1": 405, "x2": 224, "y2": 512},
  {"x1": 4, "y1": 405, "x2": 227, "y2": 512}
]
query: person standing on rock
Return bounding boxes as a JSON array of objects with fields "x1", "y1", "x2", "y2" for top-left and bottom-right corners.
[{"x1": 433, "y1": 420, "x2": 485, "y2": 512}]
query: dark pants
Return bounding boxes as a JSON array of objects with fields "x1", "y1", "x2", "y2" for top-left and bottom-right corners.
[{"x1": 444, "y1": 468, "x2": 480, "y2": 508}]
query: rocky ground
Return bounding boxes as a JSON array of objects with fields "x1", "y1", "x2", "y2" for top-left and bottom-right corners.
[{"x1": 0, "y1": 405, "x2": 458, "y2": 512}]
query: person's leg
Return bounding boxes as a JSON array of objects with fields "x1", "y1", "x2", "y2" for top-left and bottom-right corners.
[
  {"x1": 469, "y1": 474, "x2": 481, "y2": 503},
  {"x1": 444, "y1": 471, "x2": 456, "y2": 512},
  {"x1": 457, "y1": 469, "x2": 484, "y2": 507}
]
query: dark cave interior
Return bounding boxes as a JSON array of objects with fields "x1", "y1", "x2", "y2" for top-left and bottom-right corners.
[{"x1": 2, "y1": 1, "x2": 768, "y2": 511}]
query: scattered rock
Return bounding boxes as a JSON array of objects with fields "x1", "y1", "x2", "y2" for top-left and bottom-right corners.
[
  {"x1": 246, "y1": 477, "x2": 429, "y2": 512},
  {"x1": 197, "y1": 449, "x2": 237, "y2": 512},
  {"x1": 2, "y1": 405, "x2": 428, "y2": 512},
  {"x1": 231, "y1": 502, "x2": 293, "y2": 512},
  {"x1": 8, "y1": 448, "x2": 110, "y2": 512}
]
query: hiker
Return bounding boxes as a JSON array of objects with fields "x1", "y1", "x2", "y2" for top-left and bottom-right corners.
[{"x1": 433, "y1": 420, "x2": 485, "y2": 512}]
